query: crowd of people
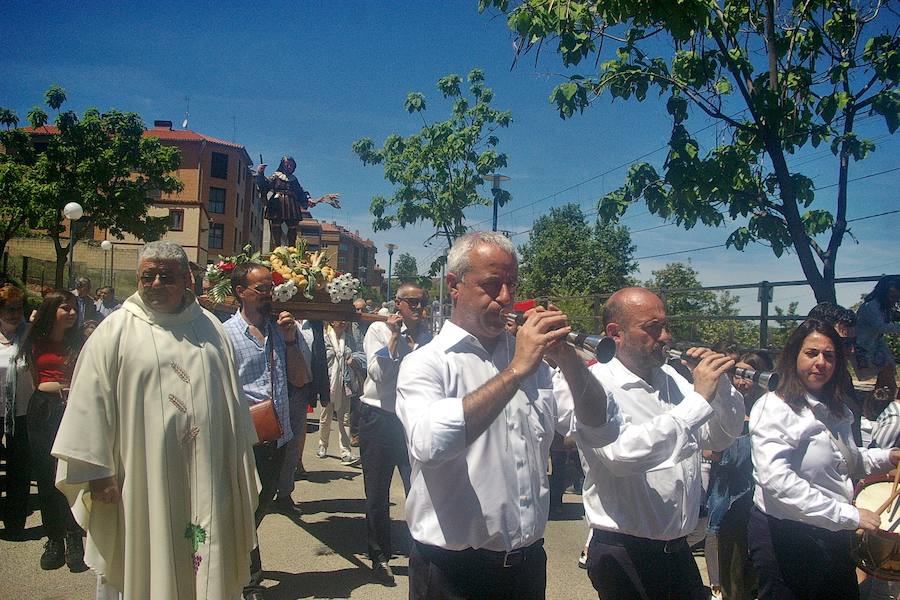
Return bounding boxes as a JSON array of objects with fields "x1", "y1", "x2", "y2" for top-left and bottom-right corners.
[{"x1": 0, "y1": 235, "x2": 898, "y2": 600}]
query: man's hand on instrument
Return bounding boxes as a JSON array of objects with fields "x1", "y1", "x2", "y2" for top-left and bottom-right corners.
[
  {"x1": 890, "y1": 449, "x2": 900, "y2": 466},
  {"x1": 689, "y1": 348, "x2": 735, "y2": 403},
  {"x1": 508, "y1": 306, "x2": 571, "y2": 377},
  {"x1": 90, "y1": 476, "x2": 121, "y2": 504},
  {"x1": 858, "y1": 508, "x2": 882, "y2": 531},
  {"x1": 385, "y1": 314, "x2": 403, "y2": 333},
  {"x1": 276, "y1": 311, "x2": 297, "y2": 342}
]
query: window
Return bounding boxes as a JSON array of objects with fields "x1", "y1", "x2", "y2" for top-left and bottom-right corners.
[
  {"x1": 209, "y1": 187, "x2": 226, "y2": 214},
  {"x1": 339, "y1": 242, "x2": 349, "y2": 252},
  {"x1": 307, "y1": 244, "x2": 319, "y2": 252},
  {"x1": 235, "y1": 192, "x2": 240, "y2": 217},
  {"x1": 169, "y1": 209, "x2": 184, "y2": 231},
  {"x1": 300, "y1": 227, "x2": 319, "y2": 237},
  {"x1": 338, "y1": 255, "x2": 348, "y2": 265},
  {"x1": 238, "y1": 160, "x2": 242, "y2": 183},
  {"x1": 211, "y1": 152, "x2": 228, "y2": 180},
  {"x1": 209, "y1": 223, "x2": 224, "y2": 249}
]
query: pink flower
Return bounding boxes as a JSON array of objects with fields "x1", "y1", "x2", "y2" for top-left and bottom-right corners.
[{"x1": 217, "y1": 261, "x2": 236, "y2": 273}]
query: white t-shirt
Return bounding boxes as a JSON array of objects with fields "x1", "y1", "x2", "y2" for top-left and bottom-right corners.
[{"x1": 0, "y1": 341, "x2": 34, "y2": 418}]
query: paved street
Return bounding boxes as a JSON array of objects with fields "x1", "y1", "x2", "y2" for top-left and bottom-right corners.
[{"x1": 1, "y1": 424, "x2": 707, "y2": 599}]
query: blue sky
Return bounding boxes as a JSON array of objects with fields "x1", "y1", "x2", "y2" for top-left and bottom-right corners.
[{"x1": 1, "y1": 1, "x2": 897, "y2": 315}]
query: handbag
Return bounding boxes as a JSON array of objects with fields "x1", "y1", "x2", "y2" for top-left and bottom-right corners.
[
  {"x1": 250, "y1": 399, "x2": 283, "y2": 445},
  {"x1": 250, "y1": 344, "x2": 283, "y2": 445}
]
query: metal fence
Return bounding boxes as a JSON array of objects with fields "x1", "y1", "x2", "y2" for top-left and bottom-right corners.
[{"x1": 3, "y1": 253, "x2": 138, "y2": 297}]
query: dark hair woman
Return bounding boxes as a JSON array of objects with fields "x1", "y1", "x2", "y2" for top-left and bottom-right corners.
[
  {"x1": 18, "y1": 290, "x2": 87, "y2": 572},
  {"x1": 855, "y1": 275, "x2": 900, "y2": 403},
  {"x1": 748, "y1": 319, "x2": 900, "y2": 599}
]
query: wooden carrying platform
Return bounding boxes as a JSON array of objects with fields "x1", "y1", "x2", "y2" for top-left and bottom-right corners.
[{"x1": 198, "y1": 293, "x2": 358, "y2": 322}]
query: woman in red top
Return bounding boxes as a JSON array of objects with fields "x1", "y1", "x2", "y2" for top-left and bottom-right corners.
[{"x1": 18, "y1": 290, "x2": 86, "y2": 572}]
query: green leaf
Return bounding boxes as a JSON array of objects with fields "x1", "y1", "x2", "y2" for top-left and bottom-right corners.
[{"x1": 404, "y1": 92, "x2": 426, "y2": 113}]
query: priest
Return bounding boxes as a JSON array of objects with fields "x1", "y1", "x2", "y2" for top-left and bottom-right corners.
[{"x1": 52, "y1": 241, "x2": 260, "y2": 600}]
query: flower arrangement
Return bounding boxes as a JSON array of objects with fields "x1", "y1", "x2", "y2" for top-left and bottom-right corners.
[{"x1": 204, "y1": 240, "x2": 358, "y2": 304}]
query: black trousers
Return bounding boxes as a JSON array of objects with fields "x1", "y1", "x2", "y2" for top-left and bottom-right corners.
[
  {"x1": 409, "y1": 540, "x2": 547, "y2": 600},
  {"x1": 26, "y1": 391, "x2": 79, "y2": 541},
  {"x1": 586, "y1": 529, "x2": 707, "y2": 600},
  {"x1": 359, "y1": 402, "x2": 411, "y2": 562},
  {"x1": 245, "y1": 441, "x2": 286, "y2": 594},
  {"x1": 1, "y1": 415, "x2": 31, "y2": 531},
  {"x1": 747, "y1": 507, "x2": 858, "y2": 600}
]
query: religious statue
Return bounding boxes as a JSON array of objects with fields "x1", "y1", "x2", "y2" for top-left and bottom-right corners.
[{"x1": 256, "y1": 155, "x2": 340, "y2": 248}]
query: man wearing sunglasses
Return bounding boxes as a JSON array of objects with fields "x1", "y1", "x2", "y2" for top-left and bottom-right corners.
[
  {"x1": 223, "y1": 262, "x2": 310, "y2": 600},
  {"x1": 358, "y1": 281, "x2": 432, "y2": 583},
  {"x1": 396, "y1": 231, "x2": 607, "y2": 599}
]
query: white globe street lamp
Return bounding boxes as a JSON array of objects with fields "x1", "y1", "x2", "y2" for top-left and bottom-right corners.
[
  {"x1": 101, "y1": 240, "x2": 114, "y2": 287},
  {"x1": 64, "y1": 202, "x2": 84, "y2": 289},
  {"x1": 63, "y1": 202, "x2": 84, "y2": 221}
]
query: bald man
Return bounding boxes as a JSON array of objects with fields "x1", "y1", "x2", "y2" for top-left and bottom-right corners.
[{"x1": 561, "y1": 287, "x2": 744, "y2": 600}]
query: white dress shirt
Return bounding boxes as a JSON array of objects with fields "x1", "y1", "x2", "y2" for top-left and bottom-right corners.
[
  {"x1": 360, "y1": 320, "x2": 430, "y2": 414},
  {"x1": 570, "y1": 357, "x2": 744, "y2": 541},
  {"x1": 395, "y1": 320, "x2": 571, "y2": 552},
  {"x1": 750, "y1": 392, "x2": 893, "y2": 531}
]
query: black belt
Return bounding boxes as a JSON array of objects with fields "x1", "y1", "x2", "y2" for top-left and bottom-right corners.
[
  {"x1": 592, "y1": 529, "x2": 688, "y2": 555},
  {"x1": 415, "y1": 539, "x2": 544, "y2": 568}
]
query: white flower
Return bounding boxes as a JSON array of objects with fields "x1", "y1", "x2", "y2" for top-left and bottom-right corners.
[{"x1": 273, "y1": 281, "x2": 298, "y2": 303}]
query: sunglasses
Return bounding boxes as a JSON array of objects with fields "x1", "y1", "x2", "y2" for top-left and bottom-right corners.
[
  {"x1": 397, "y1": 297, "x2": 426, "y2": 309},
  {"x1": 247, "y1": 284, "x2": 274, "y2": 294},
  {"x1": 139, "y1": 272, "x2": 180, "y2": 285}
]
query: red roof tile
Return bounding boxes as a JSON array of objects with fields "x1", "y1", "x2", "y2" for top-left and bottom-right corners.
[{"x1": 22, "y1": 125, "x2": 247, "y2": 151}]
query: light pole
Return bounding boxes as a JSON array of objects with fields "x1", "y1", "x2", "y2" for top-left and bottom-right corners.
[
  {"x1": 385, "y1": 243, "x2": 397, "y2": 300},
  {"x1": 487, "y1": 174, "x2": 510, "y2": 232},
  {"x1": 101, "y1": 240, "x2": 113, "y2": 287},
  {"x1": 358, "y1": 265, "x2": 367, "y2": 288},
  {"x1": 63, "y1": 202, "x2": 84, "y2": 289}
]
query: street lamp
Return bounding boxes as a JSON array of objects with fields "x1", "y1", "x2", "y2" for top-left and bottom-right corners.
[
  {"x1": 385, "y1": 243, "x2": 397, "y2": 300},
  {"x1": 63, "y1": 202, "x2": 84, "y2": 289},
  {"x1": 357, "y1": 265, "x2": 367, "y2": 286},
  {"x1": 487, "y1": 174, "x2": 510, "y2": 232},
  {"x1": 101, "y1": 240, "x2": 114, "y2": 287}
]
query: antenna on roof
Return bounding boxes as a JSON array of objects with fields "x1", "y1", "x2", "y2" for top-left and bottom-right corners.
[{"x1": 182, "y1": 96, "x2": 190, "y2": 129}]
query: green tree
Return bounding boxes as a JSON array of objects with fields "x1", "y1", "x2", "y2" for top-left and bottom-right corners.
[
  {"x1": 13, "y1": 86, "x2": 183, "y2": 286},
  {"x1": 0, "y1": 125, "x2": 46, "y2": 259},
  {"x1": 518, "y1": 203, "x2": 637, "y2": 332},
  {"x1": 645, "y1": 261, "x2": 757, "y2": 347},
  {"x1": 353, "y1": 69, "x2": 512, "y2": 274},
  {"x1": 394, "y1": 252, "x2": 419, "y2": 282},
  {"x1": 480, "y1": 0, "x2": 898, "y2": 303}
]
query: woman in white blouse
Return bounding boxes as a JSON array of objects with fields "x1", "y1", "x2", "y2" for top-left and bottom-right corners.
[{"x1": 749, "y1": 318, "x2": 900, "y2": 600}]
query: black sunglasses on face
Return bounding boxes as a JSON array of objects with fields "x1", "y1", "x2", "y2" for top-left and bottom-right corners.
[{"x1": 397, "y1": 297, "x2": 425, "y2": 309}]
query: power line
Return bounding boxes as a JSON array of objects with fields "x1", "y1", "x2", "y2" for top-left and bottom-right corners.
[
  {"x1": 635, "y1": 244, "x2": 725, "y2": 260},
  {"x1": 847, "y1": 209, "x2": 900, "y2": 223},
  {"x1": 471, "y1": 110, "x2": 750, "y2": 228}
]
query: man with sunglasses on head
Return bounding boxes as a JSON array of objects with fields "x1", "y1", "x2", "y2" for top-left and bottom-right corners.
[
  {"x1": 223, "y1": 262, "x2": 310, "y2": 600},
  {"x1": 358, "y1": 281, "x2": 432, "y2": 584},
  {"x1": 396, "y1": 231, "x2": 607, "y2": 599}
]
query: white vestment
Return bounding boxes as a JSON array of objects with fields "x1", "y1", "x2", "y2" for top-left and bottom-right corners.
[{"x1": 52, "y1": 292, "x2": 260, "y2": 600}]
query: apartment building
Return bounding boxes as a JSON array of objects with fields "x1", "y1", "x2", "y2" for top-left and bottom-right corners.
[
  {"x1": 20, "y1": 120, "x2": 263, "y2": 266},
  {"x1": 295, "y1": 217, "x2": 383, "y2": 291}
]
